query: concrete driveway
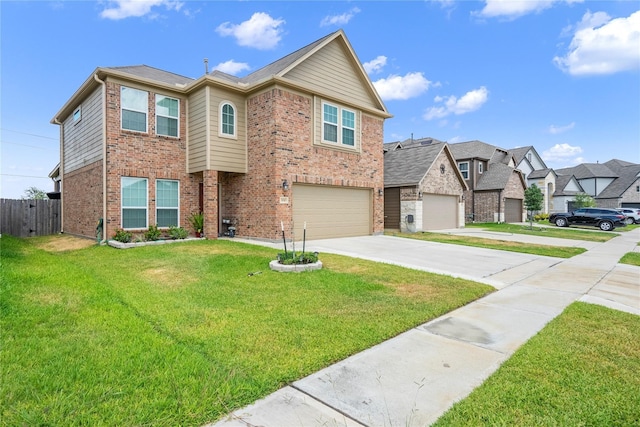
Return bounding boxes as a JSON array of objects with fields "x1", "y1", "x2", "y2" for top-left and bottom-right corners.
[{"x1": 213, "y1": 229, "x2": 639, "y2": 427}]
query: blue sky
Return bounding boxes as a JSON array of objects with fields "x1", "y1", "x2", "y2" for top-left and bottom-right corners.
[{"x1": 1, "y1": 0, "x2": 639, "y2": 199}]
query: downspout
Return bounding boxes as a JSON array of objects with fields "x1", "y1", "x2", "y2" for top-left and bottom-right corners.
[
  {"x1": 53, "y1": 118, "x2": 64, "y2": 233},
  {"x1": 470, "y1": 159, "x2": 476, "y2": 221},
  {"x1": 94, "y1": 73, "x2": 108, "y2": 244},
  {"x1": 498, "y1": 189, "x2": 503, "y2": 223}
]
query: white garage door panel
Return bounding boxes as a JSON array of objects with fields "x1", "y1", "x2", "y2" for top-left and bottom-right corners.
[
  {"x1": 422, "y1": 194, "x2": 457, "y2": 230},
  {"x1": 293, "y1": 185, "x2": 371, "y2": 240}
]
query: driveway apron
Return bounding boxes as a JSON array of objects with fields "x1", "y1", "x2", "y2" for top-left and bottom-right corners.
[{"x1": 210, "y1": 229, "x2": 640, "y2": 427}]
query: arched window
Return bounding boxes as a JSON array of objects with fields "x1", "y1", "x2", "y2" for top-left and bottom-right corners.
[{"x1": 220, "y1": 102, "x2": 236, "y2": 137}]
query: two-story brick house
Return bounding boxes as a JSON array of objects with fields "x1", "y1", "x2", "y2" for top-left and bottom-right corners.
[
  {"x1": 448, "y1": 140, "x2": 526, "y2": 223},
  {"x1": 51, "y1": 30, "x2": 391, "y2": 242}
]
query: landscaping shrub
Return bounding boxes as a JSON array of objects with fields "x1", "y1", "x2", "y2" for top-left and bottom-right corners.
[
  {"x1": 277, "y1": 251, "x2": 319, "y2": 265},
  {"x1": 113, "y1": 228, "x2": 132, "y2": 243},
  {"x1": 144, "y1": 225, "x2": 162, "y2": 241},
  {"x1": 168, "y1": 226, "x2": 188, "y2": 240}
]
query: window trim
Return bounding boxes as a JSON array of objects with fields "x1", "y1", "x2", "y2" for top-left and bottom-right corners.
[
  {"x1": 121, "y1": 86, "x2": 148, "y2": 133},
  {"x1": 155, "y1": 94, "x2": 179, "y2": 138},
  {"x1": 155, "y1": 179, "x2": 180, "y2": 228},
  {"x1": 121, "y1": 177, "x2": 148, "y2": 230},
  {"x1": 321, "y1": 100, "x2": 358, "y2": 149},
  {"x1": 458, "y1": 162, "x2": 469, "y2": 180},
  {"x1": 219, "y1": 101, "x2": 237, "y2": 139}
]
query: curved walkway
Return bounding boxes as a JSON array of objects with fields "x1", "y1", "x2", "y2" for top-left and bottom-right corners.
[{"x1": 210, "y1": 228, "x2": 639, "y2": 427}]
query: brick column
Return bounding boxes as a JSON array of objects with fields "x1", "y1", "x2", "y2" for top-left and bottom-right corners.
[{"x1": 203, "y1": 170, "x2": 219, "y2": 239}]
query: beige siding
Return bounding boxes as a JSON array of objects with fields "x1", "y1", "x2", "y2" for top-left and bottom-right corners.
[
  {"x1": 209, "y1": 89, "x2": 247, "y2": 173},
  {"x1": 63, "y1": 87, "x2": 103, "y2": 173},
  {"x1": 284, "y1": 39, "x2": 377, "y2": 110},
  {"x1": 187, "y1": 88, "x2": 207, "y2": 172}
]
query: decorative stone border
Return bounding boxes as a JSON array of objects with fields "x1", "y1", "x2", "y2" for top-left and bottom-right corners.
[
  {"x1": 107, "y1": 237, "x2": 205, "y2": 249},
  {"x1": 269, "y1": 260, "x2": 323, "y2": 273}
]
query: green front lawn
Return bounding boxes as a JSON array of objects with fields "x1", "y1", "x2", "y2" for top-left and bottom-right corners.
[
  {"x1": 0, "y1": 235, "x2": 492, "y2": 426},
  {"x1": 620, "y1": 251, "x2": 640, "y2": 266},
  {"x1": 467, "y1": 222, "x2": 617, "y2": 241},
  {"x1": 434, "y1": 302, "x2": 640, "y2": 426},
  {"x1": 387, "y1": 231, "x2": 586, "y2": 258}
]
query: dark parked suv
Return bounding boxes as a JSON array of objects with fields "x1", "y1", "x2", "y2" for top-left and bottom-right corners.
[{"x1": 549, "y1": 208, "x2": 627, "y2": 231}]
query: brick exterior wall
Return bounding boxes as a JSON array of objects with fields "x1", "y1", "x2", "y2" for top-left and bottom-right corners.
[
  {"x1": 102, "y1": 81, "x2": 201, "y2": 240},
  {"x1": 465, "y1": 171, "x2": 525, "y2": 223},
  {"x1": 62, "y1": 160, "x2": 103, "y2": 237},
  {"x1": 220, "y1": 88, "x2": 384, "y2": 240}
]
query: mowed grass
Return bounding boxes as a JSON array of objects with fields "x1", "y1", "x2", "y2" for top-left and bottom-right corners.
[
  {"x1": 620, "y1": 251, "x2": 640, "y2": 266},
  {"x1": 387, "y1": 231, "x2": 586, "y2": 258},
  {"x1": 0, "y1": 235, "x2": 492, "y2": 426},
  {"x1": 466, "y1": 222, "x2": 616, "y2": 242},
  {"x1": 433, "y1": 302, "x2": 640, "y2": 426}
]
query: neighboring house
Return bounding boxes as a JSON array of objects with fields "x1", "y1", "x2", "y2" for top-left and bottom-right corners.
[
  {"x1": 555, "y1": 159, "x2": 640, "y2": 210},
  {"x1": 448, "y1": 140, "x2": 526, "y2": 223},
  {"x1": 383, "y1": 138, "x2": 467, "y2": 232},
  {"x1": 552, "y1": 174, "x2": 585, "y2": 212},
  {"x1": 508, "y1": 146, "x2": 556, "y2": 214},
  {"x1": 51, "y1": 30, "x2": 391, "y2": 241}
]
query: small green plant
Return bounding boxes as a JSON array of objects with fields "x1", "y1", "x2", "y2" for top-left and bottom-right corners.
[
  {"x1": 144, "y1": 225, "x2": 162, "y2": 241},
  {"x1": 534, "y1": 213, "x2": 550, "y2": 221},
  {"x1": 168, "y1": 226, "x2": 188, "y2": 240},
  {"x1": 188, "y1": 212, "x2": 204, "y2": 235},
  {"x1": 113, "y1": 228, "x2": 132, "y2": 243},
  {"x1": 277, "y1": 251, "x2": 319, "y2": 265}
]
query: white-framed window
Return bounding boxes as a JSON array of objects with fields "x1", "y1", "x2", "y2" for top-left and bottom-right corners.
[
  {"x1": 156, "y1": 179, "x2": 179, "y2": 228},
  {"x1": 73, "y1": 106, "x2": 82, "y2": 123},
  {"x1": 156, "y1": 95, "x2": 179, "y2": 137},
  {"x1": 121, "y1": 177, "x2": 148, "y2": 229},
  {"x1": 322, "y1": 101, "x2": 356, "y2": 147},
  {"x1": 121, "y1": 86, "x2": 148, "y2": 132},
  {"x1": 458, "y1": 162, "x2": 469, "y2": 180},
  {"x1": 219, "y1": 101, "x2": 236, "y2": 138},
  {"x1": 478, "y1": 162, "x2": 484, "y2": 174}
]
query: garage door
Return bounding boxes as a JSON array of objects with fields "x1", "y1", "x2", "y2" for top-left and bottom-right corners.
[
  {"x1": 422, "y1": 194, "x2": 457, "y2": 230},
  {"x1": 293, "y1": 185, "x2": 371, "y2": 240},
  {"x1": 384, "y1": 187, "x2": 401, "y2": 230},
  {"x1": 505, "y1": 198, "x2": 523, "y2": 223}
]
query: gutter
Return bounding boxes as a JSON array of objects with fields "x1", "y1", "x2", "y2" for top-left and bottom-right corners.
[{"x1": 94, "y1": 73, "x2": 108, "y2": 244}]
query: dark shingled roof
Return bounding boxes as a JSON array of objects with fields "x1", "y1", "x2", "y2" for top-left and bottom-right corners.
[
  {"x1": 106, "y1": 65, "x2": 194, "y2": 86},
  {"x1": 383, "y1": 137, "x2": 446, "y2": 152},
  {"x1": 475, "y1": 162, "x2": 518, "y2": 190},
  {"x1": 384, "y1": 142, "x2": 446, "y2": 187},
  {"x1": 507, "y1": 146, "x2": 531, "y2": 164},
  {"x1": 449, "y1": 140, "x2": 498, "y2": 161},
  {"x1": 555, "y1": 163, "x2": 618, "y2": 179},
  {"x1": 528, "y1": 168, "x2": 554, "y2": 179},
  {"x1": 553, "y1": 174, "x2": 583, "y2": 196},
  {"x1": 597, "y1": 161, "x2": 640, "y2": 199}
]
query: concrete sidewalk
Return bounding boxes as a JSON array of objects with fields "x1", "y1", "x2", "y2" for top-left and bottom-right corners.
[{"x1": 210, "y1": 229, "x2": 640, "y2": 427}]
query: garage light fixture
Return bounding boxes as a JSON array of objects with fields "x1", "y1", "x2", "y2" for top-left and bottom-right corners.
[
  {"x1": 378, "y1": 188, "x2": 383, "y2": 197},
  {"x1": 282, "y1": 180, "x2": 289, "y2": 191}
]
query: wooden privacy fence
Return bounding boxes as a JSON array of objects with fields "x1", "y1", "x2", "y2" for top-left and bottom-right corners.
[{"x1": 0, "y1": 199, "x2": 61, "y2": 237}]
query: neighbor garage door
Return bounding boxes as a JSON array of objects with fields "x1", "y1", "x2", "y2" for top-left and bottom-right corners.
[
  {"x1": 422, "y1": 194, "x2": 457, "y2": 230},
  {"x1": 293, "y1": 185, "x2": 371, "y2": 240},
  {"x1": 505, "y1": 198, "x2": 523, "y2": 223},
  {"x1": 384, "y1": 187, "x2": 401, "y2": 230}
]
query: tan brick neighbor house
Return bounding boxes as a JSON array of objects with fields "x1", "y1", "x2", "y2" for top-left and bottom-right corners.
[
  {"x1": 51, "y1": 30, "x2": 391, "y2": 242},
  {"x1": 383, "y1": 138, "x2": 468, "y2": 232}
]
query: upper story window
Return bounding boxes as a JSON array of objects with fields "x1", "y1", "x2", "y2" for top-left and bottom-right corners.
[
  {"x1": 73, "y1": 106, "x2": 82, "y2": 123},
  {"x1": 458, "y1": 162, "x2": 469, "y2": 180},
  {"x1": 322, "y1": 101, "x2": 356, "y2": 147},
  {"x1": 220, "y1": 102, "x2": 236, "y2": 138},
  {"x1": 121, "y1": 86, "x2": 148, "y2": 132},
  {"x1": 156, "y1": 95, "x2": 179, "y2": 137},
  {"x1": 478, "y1": 162, "x2": 484, "y2": 174}
]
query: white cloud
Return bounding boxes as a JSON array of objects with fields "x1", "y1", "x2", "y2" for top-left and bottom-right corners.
[
  {"x1": 474, "y1": 0, "x2": 582, "y2": 20},
  {"x1": 100, "y1": 0, "x2": 184, "y2": 20},
  {"x1": 216, "y1": 12, "x2": 285, "y2": 50},
  {"x1": 548, "y1": 122, "x2": 575, "y2": 134},
  {"x1": 320, "y1": 7, "x2": 361, "y2": 27},
  {"x1": 373, "y1": 72, "x2": 433, "y2": 101},
  {"x1": 363, "y1": 56, "x2": 387, "y2": 74},
  {"x1": 423, "y1": 86, "x2": 489, "y2": 120},
  {"x1": 553, "y1": 10, "x2": 640, "y2": 76},
  {"x1": 213, "y1": 60, "x2": 250, "y2": 75},
  {"x1": 542, "y1": 143, "x2": 583, "y2": 163}
]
